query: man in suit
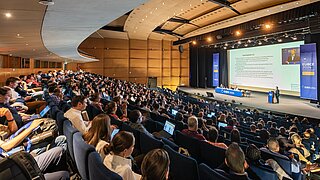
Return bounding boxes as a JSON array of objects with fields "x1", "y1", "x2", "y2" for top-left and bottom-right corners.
[
  {"x1": 275, "y1": 86, "x2": 280, "y2": 104},
  {"x1": 286, "y1": 49, "x2": 300, "y2": 64}
]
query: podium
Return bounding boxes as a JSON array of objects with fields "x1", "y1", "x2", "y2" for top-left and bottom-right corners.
[{"x1": 268, "y1": 91, "x2": 274, "y2": 104}]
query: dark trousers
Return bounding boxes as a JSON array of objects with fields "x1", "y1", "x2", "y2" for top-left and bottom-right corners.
[{"x1": 276, "y1": 95, "x2": 279, "y2": 103}]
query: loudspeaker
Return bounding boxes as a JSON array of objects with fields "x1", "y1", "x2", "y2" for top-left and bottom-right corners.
[{"x1": 179, "y1": 45, "x2": 184, "y2": 53}]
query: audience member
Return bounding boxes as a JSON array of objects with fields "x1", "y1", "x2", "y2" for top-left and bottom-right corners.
[
  {"x1": 141, "y1": 149, "x2": 170, "y2": 180},
  {"x1": 181, "y1": 116, "x2": 206, "y2": 141}
]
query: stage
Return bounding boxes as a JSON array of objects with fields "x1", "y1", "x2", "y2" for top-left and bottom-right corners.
[{"x1": 179, "y1": 87, "x2": 320, "y2": 120}]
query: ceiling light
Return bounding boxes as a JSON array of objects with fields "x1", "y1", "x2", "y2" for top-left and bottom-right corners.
[
  {"x1": 264, "y1": 23, "x2": 272, "y2": 30},
  {"x1": 223, "y1": 46, "x2": 227, "y2": 50},
  {"x1": 192, "y1": 41, "x2": 197, "y2": 45},
  {"x1": 247, "y1": 39, "x2": 252, "y2": 43},
  {"x1": 258, "y1": 41, "x2": 262, "y2": 45},
  {"x1": 39, "y1": 0, "x2": 54, "y2": 5},
  {"x1": 277, "y1": 38, "x2": 282, "y2": 42},
  {"x1": 237, "y1": 41, "x2": 241, "y2": 44},
  {"x1": 285, "y1": 34, "x2": 289, "y2": 38},
  {"x1": 235, "y1": 30, "x2": 241, "y2": 36},
  {"x1": 5, "y1": 13, "x2": 12, "y2": 18},
  {"x1": 292, "y1": 36, "x2": 297, "y2": 40},
  {"x1": 207, "y1": 37, "x2": 212, "y2": 42},
  {"x1": 224, "y1": 43, "x2": 228, "y2": 46},
  {"x1": 244, "y1": 44, "x2": 248, "y2": 47}
]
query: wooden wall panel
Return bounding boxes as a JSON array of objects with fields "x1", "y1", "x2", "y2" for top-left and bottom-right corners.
[
  {"x1": 80, "y1": 38, "x2": 104, "y2": 49},
  {"x1": 104, "y1": 59, "x2": 129, "y2": 68},
  {"x1": 148, "y1": 60, "x2": 161, "y2": 68},
  {"x1": 148, "y1": 51, "x2": 161, "y2": 59},
  {"x1": 130, "y1": 50, "x2": 147, "y2": 59},
  {"x1": 129, "y1": 68, "x2": 147, "y2": 77},
  {"x1": 105, "y1": 38, "x2": 129, "y2": 49},
  {"x1": 80, "y1": 37, "x2": 190, "y2": 89},
  {"x1": 172, "y1": 60, "x2": 180, "y2": 68},
  {"x1": 105, "y1": 50, "x2": 129, "y2": 59},
  {"x1": 130, "y1": 40, "x2": 147, "y2": 49},
  {"x1": 130, "y1": 59, "x2": 147, "y2": 68},
  {"x1": 148, "y1": 39, "x2": 161, "y2": 50},
  {"x1": 171, "y1": 50, "x2": 181, "y2": 58},
  {"x1": 148, "y1": 68, "x2": 161, "y2": 77}
]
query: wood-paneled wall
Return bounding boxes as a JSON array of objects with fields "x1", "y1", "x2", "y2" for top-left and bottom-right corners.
[
  {"x1": 0, "y1": 58, "x2": 62, "y2": 86},
  {"x1": 78, "y1": 38, "x2": 189, "y2": 90}
]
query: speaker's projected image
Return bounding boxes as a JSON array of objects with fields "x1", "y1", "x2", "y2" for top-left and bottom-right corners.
[
  {"x1": 229, "y1": 41, "x2": 304, "y2": 94},
  {"x1": 282, "y1": 47, "x2": 301, "y2": 65}
]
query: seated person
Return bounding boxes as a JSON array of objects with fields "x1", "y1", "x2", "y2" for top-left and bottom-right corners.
[
  {"x1": 107, "y1": 101, "x2": 127, "y2": 122},
  {"x1": 83, "y1": 114, "x2": 111, "y2": 160},
  {"x1": 181, "y1": 116, "x2": 206, "y2": 141},
  {"x1": 64, "y1": 95, "x2": 91, "y2": 134},
  {"x1": 128, "y1": 110, "x2": 152, "y2": 136},
  {"x1": 289, "y1": 133, "x2": 311, "y2": 165},
  {"x1": 0, "y1": 107, "x2": 18, "y2": 134},
  {"x1": 0, "y1": 87, "x2": 24, "y2": 127},
  {"x1": 0, "y1": 118, "x2": 69, "y2": 180},
  {"x1": 104, "y1": 131, "x2": 141, "y2": 180},
  {"x1": 207, "y1": 127, "x2": 228, "y2": 149},
  {"x1": 217, "y1": 142, "x2": 250, "y2": 179},
  {"x1": 140, "y1": 149, "x2": 170, "y2": 180},
  {"x1": 230, "y1": 129, "x2": 241, "y2": 144}
]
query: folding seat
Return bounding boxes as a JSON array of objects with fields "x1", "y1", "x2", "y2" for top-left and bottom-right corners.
[
  {"x1": 50, "y1": 105, "x2": 59, "y2": 120},
  {"x1": 161, "y1": 137, "x2": 179, "y2": 151},
  {"x1": 56, "y1": 110, "x2": 67, "y2": 135},
  {"x1": 88, "y1": 151, "x2": 122, "y2": 180},
  {"x1": 143, "y1": 119, "x2": 157, "y2": 133},
  {"x1": 175, "y1": 130, "x2": 201, "y2": 161},
  {"x1": 198, "y1": 163, "x2": 229, "y2": 180},
  {"x1": 63, "y1": 120, "x2": 78, "y2": 163},
  {"x1": 199, "y1": 140, "x2": 226, "y2": 169},
  {"x1": 163, "y1": 145, "x2": 199, "y2": 180},
  {"x1": 249, "y1": 163, "x2": 278, "y2": 180},
  {"x1": 140, "y1": 132, "x2": 164, "y2": 154},
  {"x1": 73, "y1": 132, "x2": 95, "y2": 180},
  {"x1": 260, "y1": 147, "x2": 292, "y2": 176}
]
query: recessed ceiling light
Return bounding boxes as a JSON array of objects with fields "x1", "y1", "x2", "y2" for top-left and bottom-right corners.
[
  {"x1": 5, "y1": 13, "x2": 12, "y2": 18},
  {"x1": 38, "y1": 0, "x2": 54, "y2": 5}
]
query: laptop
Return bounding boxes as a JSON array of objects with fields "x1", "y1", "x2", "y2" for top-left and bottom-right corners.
[
  {"x1": 171, "y1": 109, "x2": 178, "y2": 116},
  {"x1": 218, "y1": 121, "x2": 228, "y2": 130},
  {"x1": 29, "y1": 105, "x2": 51, "y2": 121},
  {"x1": 158, "y1": 120, "x2": 175, "y2": 138},
  {"x1": 111, "y1": 129, "x2": 120, "y2": 140},
  {"x1": 207, "y1": 112, "x2": 215, "y2": 118}
]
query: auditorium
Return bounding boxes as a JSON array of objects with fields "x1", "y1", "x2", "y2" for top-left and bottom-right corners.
[{"x1": 0, "y1": 0, "x2": 320, "y2": 179}]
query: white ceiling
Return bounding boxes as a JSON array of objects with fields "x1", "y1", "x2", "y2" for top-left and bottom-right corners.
[{"x1": 42, "y1": 0, "x2": 146, "y2": 62}]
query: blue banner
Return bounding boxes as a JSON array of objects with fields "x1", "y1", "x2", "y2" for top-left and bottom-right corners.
[
  {"x1": 215, "y1": 87, "x2": 243, "y2": 97},
  {"x1": 213, "y1": 53, "x2": 219, "y2": 87},
  {"x1": 300, "y1": 43, "x2": 318, "y2": 100}
]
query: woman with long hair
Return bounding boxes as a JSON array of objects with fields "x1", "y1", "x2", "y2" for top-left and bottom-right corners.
[
  {"x1": 103, "y1": 131, "x2": 141, "y2": 180},
  {"x1": 83, "y1": 114, "x2": 111, "y2": 159},
  {"x1": 141, "y1": 148, "x2": 170, "y2": 180}
]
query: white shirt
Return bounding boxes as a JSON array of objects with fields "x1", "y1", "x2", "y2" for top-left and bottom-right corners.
[
  {"x1": 96, "y1": 140, "x2": 108, "y2": 160},
  {"x1": 64, "y1": 108, "x2": 90, "y2": 134},
  {"x1": 4, "y1": 86, "x2": 21, "y2": 100},
  {"x1": 104, "y1": 154, "x2": 141, "y2": 180}
]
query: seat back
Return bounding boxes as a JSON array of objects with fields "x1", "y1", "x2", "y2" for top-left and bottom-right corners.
[
  {"x1": 73, "y1": 132, "x2": 95, "y2": 180},
  {"x1": 50, "y1": 105, "x2": 59, "y2": 120},
  {"x1": 198, "y1": 163, "x2": 229, "y2": 180},
  {"x1": 200, "y1": 141, "x2": 226, "y2": 169},
  {"x1": 249, "y1": 163, "x2": 278, "y2": 180},
  {"x1": 56, "y1": 110, "x2": 67, "y2": 135},
  {"x1": 88, "y1": 151, "x2": 122, "y2": 180},
  {"x1": 161, "y1": 137, "x2": 179, "y2": 151},
  {"x1": 63, "y1": 120, "x2": 78, "y2": 162},
  {"x1": 140, "y1": 132, "x2": 164, "y2": 154},
  {"x1": 110, "y1": 116, "x2": 123, "y2": 130},
  {"x1": 175, "y1": 130, "x2": 201, "y2": 160},
  {"x1": 260, "y1": 148, "x2": 292, "y2": 176},
  {"x1": 163, "y1": 145, "x2": 199, "y2": 180}
]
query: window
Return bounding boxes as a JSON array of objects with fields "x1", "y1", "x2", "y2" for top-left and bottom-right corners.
[{"x1": 34, "y1": 60, "x2": 40, "y2": 68}]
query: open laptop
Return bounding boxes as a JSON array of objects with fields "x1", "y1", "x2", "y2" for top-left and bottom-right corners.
[
  {"x1": 171, "y1": 109, "x2": 178, "y2": 116},
  {"x1": 207, "y1": 112, "x2": 215, "y2": 118},
  {"x1": 158, "y1": 120, "x2": 175, "y2": 138},
  {"x1": 29, "y1": 105, "x2": 51, "y2": 121},
  {"x1": 218, "y1": 121, "x2": 228, "y2": 130},
  {"x1": 111, "y1": 129, "x2": 120, "y2": 140}
]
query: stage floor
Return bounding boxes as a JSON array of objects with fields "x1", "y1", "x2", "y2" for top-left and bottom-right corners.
[{"x1": 179, "y1": 87, "x2": 320, "y2": 120}]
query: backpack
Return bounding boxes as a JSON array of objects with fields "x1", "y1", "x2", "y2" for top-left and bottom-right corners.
[{"x1": 0, "y1": 151, "x2": 45, "y2": 180}]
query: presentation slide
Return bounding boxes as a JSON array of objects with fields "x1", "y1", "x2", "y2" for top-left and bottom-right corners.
[{"x1": 228, "y1": 41, "x2": 304, "y2": 94}]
